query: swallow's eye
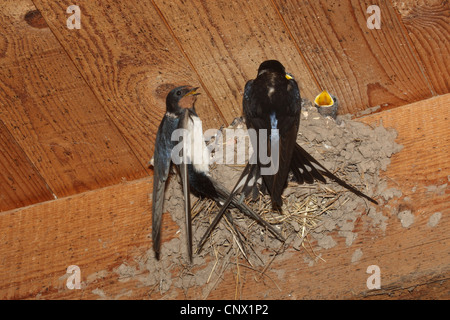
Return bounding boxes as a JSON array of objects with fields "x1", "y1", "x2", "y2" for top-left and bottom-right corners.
[{"x1": 176, "y1": 91, "x2": 182, "y2": 96}]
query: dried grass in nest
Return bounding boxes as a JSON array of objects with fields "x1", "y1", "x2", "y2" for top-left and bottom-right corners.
[{"x1": 190, "y1": 173, "x2": 350, "y2": 297}]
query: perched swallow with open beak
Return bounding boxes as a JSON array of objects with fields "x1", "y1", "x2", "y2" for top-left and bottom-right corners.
[
  {"x1": 197, "y1": 60, "x2": 377, "y2": 251},
  {"x1": 151, "y1": 85, "x2": 282, "y2": 262}
]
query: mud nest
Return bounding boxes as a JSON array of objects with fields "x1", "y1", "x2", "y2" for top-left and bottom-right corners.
[{"x1": 114, "y1": 99, "x2": 402, "y2": 298}]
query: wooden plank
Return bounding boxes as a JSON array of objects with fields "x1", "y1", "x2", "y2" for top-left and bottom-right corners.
[
  {"x1": 0, "y1": 119, "x2": 54, "y2": 212},
  {"x1": 273, "y1": 0, "x2": 435, "y2": 114},
  {"x1": 206, "y1": 208, "x2": 449, "y2": 299},
  {"x1": 152, "y1": 0, "x2": 321, "y2": 122},
  {"x1": 0, "y1": 178, "x2": 155, "y2": 299},
  {"x1": 1, "y1": 95, "x2": 448, "y2": 299},
  {"x1": 391, "y1": 0, "x2": 450, "y2": 95},
  {"x1": 32, "y1": 0, "x2": 226, "y2": 167},
  {"x1": 359, "y1": 94, "x2": 449, "y2": 188},
  {"x1": 0, "y1": 0, "x2": 146, "y2": 198}
]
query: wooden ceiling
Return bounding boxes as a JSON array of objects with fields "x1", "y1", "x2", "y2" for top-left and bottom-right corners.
[{"x1": 0, "y1": 0, "x2": 448, "y2": 213}]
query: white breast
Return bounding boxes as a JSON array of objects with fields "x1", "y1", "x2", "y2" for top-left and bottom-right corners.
[{"x1": 185, "y1": 115, "x2": 210, "y2": 174}]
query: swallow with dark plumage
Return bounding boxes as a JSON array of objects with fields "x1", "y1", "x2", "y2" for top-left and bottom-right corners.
[
  {"x1": 151, "y1": 86, "x2": 198, "y2": 262},
  {"x1": 151, "y1": 85, "x2": 283, "y2": 262},
  {"x1": 197, "y1": 60, "x2": 377, "y2": 252},
  {"x1": 242, "y1": 60, "x2": 377, "y2": 206}
]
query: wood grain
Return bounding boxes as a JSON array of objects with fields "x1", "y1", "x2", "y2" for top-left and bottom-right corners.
[
  {"x1": 0, "y1": 119, "x2": 54, "y2": 212},
  {"x1": 391, "y1": 0, "x2": 450, "y2": 95},
  {"x1": 359, "y1": 93, "x2": 449, "y2": 188},
  {"x1": 0, "y1": 178, "x2": 155, "y2": 299},
  {"x1": 1, "y1": 94, "x2": 448, "y2": 299},
  {"x1": 0, "y1": 0, "x2": 146, "y2": 198},
  {"x1": 273, "y1": 0, "x2": 435, "y2": 114},
  {"x1": 33, "y1": 0, "x2": 226, "y2": 168},
  {"x1": 152, "y1": 0, "x2": 321, "y2": 122},
  {"x1": 205, "y1": 205, "x2": 449, "y2": 299}
]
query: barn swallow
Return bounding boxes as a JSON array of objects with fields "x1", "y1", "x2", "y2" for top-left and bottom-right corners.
[
  {"x1": 152, "y1": 86, "x2": 197, "y2": 262},
  {"x1": 197, "y1": 60, "x2": 377, "y2": 251},
  {"x1": 151, "y1": 86, "x2": 282, "y2": 262}
]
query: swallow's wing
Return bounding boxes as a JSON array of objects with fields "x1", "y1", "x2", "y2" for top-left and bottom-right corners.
[
  {"x1": 242, "y1": 80, "x2": 254, "y2": 122},
  {"x1": 263, "y1": 78, "x2": 301, "y2": 207},
  {"x1": 152, "y1": 116, "x2": 178, "y2": 259},
  {"x1": 243, "y1": 78, "x2": 301, "y2": 208}
]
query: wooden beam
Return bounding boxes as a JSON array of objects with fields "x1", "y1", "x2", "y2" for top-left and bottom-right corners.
[
  {"x1": 359, "y1": 93, "x2": 450, "y2": 188},
  {"x1": 273, "y1": 0, "x2": 435, "y2": 114},
  {"x1": 0, "y1": 119, "x2": 54, "y2": 212},
  {"x1": 0, "y1": 178, "x2": 155, "y2": 299},
  {"x1": 0, "y1": 0, "x2": 146, "y2": 199},
  {"x1": 391, "y1": 0, "x2": 450, "y2": 95}
]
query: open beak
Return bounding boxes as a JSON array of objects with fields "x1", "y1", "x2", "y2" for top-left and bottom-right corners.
[
  {"x1": 186, "y1": 87, "x2": 200, "y2": 96},
  {"x1": 314, "y1": 90, "x2": 334, "y2": 107}
]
